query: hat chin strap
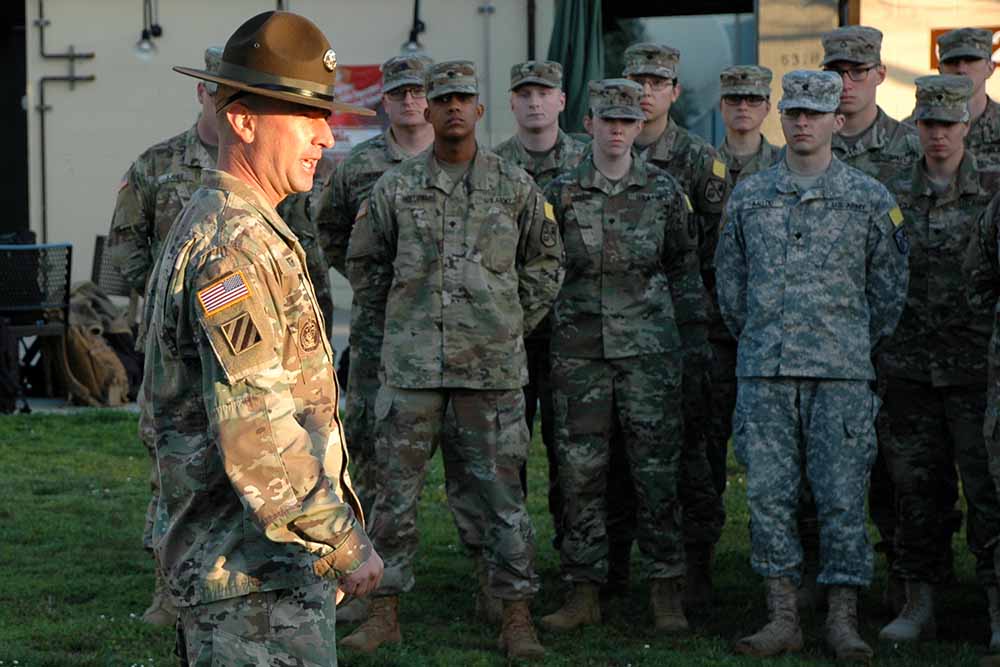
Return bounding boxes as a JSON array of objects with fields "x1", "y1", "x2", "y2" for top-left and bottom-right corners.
[{"x1": 216, "y1": 89, "x2": 249, "y2": 112}]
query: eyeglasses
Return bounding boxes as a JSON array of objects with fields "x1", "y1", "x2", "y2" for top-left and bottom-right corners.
[
  {"x1": 628, "y1": 75, "x2": 674, "y2": 91},
  {"x1": 823, "y1": 65, "x2": 877, "y2": 82},
  {"x1": 385, "y1": 86, "x2": 426, "y2": 101},
  {"x1": 722, "y1": 95, "x2": 768, "y2": 108},
  {"x1": 780, "y1": 108, "x2": 827, "y2": 120}
]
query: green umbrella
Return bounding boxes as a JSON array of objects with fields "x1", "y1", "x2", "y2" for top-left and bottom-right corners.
[{"x1": 547, "y1": 0, "x2": 605, "y2": 133}]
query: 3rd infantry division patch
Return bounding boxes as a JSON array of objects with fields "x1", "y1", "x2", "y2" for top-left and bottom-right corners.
[{"x1": 220, "y1": 312, "x2": 262, "y2": 355}]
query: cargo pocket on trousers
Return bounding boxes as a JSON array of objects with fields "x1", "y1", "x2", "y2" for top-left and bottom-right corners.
[
  {"x1": 496, "y1": 392, "x2": 530, "y2": 464},
  {"x1": 843, "y1": 389, "x2": 880, "y2": 467},
  {"x1": 211, "y1": 628, "x2": 323, "y2": 667}
]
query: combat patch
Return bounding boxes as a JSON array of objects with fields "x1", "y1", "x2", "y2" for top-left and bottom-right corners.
[
  {"x1": 704, "y1": 179, "x2": 725, "y2": 204},
  {"x1": 894, "y1": 227, "x2": 909, "y2": 255},
  {"x1": 541, "y1": 218, "x2": 558, "y2": 248},
  {"x1": 197, "y1": 271, "x2": 252, "y2": 316},
  {"x1": 298, "y1": 314, "x2": 320, "y2": 352},
  {"x1": 219, "y1": 312, "x2": 262, "y2": 355}
]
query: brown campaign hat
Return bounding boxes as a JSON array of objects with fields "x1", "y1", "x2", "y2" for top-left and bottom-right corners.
[{"x1": 174, "y1": 11, "x2": 374, "y2": 116}]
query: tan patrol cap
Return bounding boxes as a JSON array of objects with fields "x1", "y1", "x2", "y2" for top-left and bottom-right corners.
[
  {"x1": 821, "y1": 26, "x2": 883, "y2": 66},
  {"x1": 510, "y1": 60, "x2": 562, "y2": 90},
  {"x1": 589, "y1": 78, "x2": 644, "y2": 120},
  {"x1": 720, "y1": 65, "x2": 772, "y2": 97},
  {"x1": 425, "y1": 60, "x2": 478, "y2": 101},
  {"x1": 381, "y1": 55, "x2": 433, "y2": 94},
  {"x1": 623, "y1": 43, "x2": 680, "y2": 79},
  {"x1": 914, "y1": 74, "x2": 973, "y2": 123},
  {"x1": 938, "y1": 28, "x2": 994, "y2": 63},
  {"x1": 778, "y1": 70, "x2": 843, "y2": 113}
]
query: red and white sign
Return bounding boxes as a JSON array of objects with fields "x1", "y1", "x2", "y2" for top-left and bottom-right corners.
[{"x1": 328, "y1": 64, "x2": 387, "y2": 161}]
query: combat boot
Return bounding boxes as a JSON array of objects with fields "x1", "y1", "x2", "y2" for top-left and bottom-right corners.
[
  {"x1": 651, "y1": 577, "x2": 689, "y2": 634},
  {"x1": 474, "y1": 555, "x2": 503, "y2": 625},
  {"x1": 540, "y1": 583, "x2": 601, "y2": 632},
  {"x1": 336, "y1": 597, "x2": 369, "y2": 624},
  {"x1": 339, "y1": 595, "x2": 401, "y2": 653},
  {"x1": 498, "y1": 599, "x2": 545, "y2": 660},
  {"x1": 826, "y1": 586, "x2": 873, "y2": 663},
  {"x1": 878, "y1": 581, "x2": 936, "y2": 645},
  {"x1": 734, "y1": 577, "x2": 803, "y2": 657},
  {"x1": 141, "y1": 566, "x2": 177, "y2": 627},
  {"x1": 684, "y1": 544, "x2": 714, "y2": 609},
  {"x1": 986, "y1": 587, "x2": 1000, "y2": 654}
]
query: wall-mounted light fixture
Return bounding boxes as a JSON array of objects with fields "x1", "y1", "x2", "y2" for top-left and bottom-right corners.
[
  {"x1": 135, "y1": 0, "x2": 162, "y2": 60},
  {"x1": 401, "y1": 0, "x2": 426, "y2": 55}
]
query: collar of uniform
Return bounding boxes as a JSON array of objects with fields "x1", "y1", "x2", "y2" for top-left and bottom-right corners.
[
  {"x1": 971, "y1": 96, "x2": 1000, "y2": 141},
  {"x1": 423, "y1": 143, "x2": 490, "y2": 193},
  {"x1": 201, "y1": 169, "x2": 299, "y2": 244},
  {"x1": 833, "y1": 106, "x2": 893, "y2": 158},
  {"x1": 578, "y1": 153, "x2": 648, "y2": 194},
  {"x1": 774, "y1": 155, "x2": 849, "y2": 197},
  {"x1": 639, "y1": 118, "x2": 680, "y2": 162},
  {"x1": 182, "y1": 123, "x2": 217, "y2": 169},
  {"x1": 509, "y1": 129, "x2": 574, "y2": 174},
  {"x1": 911, "y1": 152, "x2": 981, "y2": 199},
  {"x1": 720, "y1": 134, "x2": 776, "y2": 164},
  {"x1": 383, "y1": 127, "x2": 410, "y2": 162}
]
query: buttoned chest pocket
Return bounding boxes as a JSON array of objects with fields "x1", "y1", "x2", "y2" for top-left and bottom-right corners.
[
  {"x1": 153, "y1": 177, "x2": 196, "y2": 244},
  {"x1": 617, "y1": 206, "x2": 665, "y2": 269},
  {"x1": 275, "y1": 248, "x2": 327, "y2": 365},
  {"x1": 569, "y1": 200, "x2": 603, "y2": 260},
  {"x1": 741, "y1": 207, "x2": 785, "y2": 266},
  {"x1": 817, "y1": 206, "x2": 867, "y2": 270},
  {"x1": 395, "y1": 205, "x2": 438, "y2": 280},
  {"x1": 476, "y1": 208, "x2": 519, "y2": 273}
]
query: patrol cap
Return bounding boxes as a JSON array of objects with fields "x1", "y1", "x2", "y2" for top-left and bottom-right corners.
[
  {"x1": 914, "y1": 74, "x2": 973, "y2": 123},
  {"x1": 720, "y1": 65, "x2": 773, "y2": 97},
  {"x1": 425, "y1": 60, "x2": 478, "y2": 100},
  {"x1": 381, "y1": 55, "x2": 433, "y2": 94},
  {"x1": 778, "y1": 70, "x2": 843, "y2": 113},
  {"x1": 623, "y1": 43, "x2": 680, "y2": 79},
  {"x1": 589, "y1": 78, "x2": 645, "y2": 120},
  {"x1": 510, "y1": 60, "x2": 563, "y2": 90},
  {"x1": 938, "y1": 28, "x2": 993, "y2": 63},
  {"x1": 202, "y1": 47, "x2": 223, "y2": 93},
  {"x1": 821, "y1": 26, "x2": 883, "y2": 66},
  {"x1": 174, "y1": 11, "x2": 374, "y2": 115}
]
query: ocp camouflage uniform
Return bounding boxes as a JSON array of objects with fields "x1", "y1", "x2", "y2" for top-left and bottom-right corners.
[
  {"x1": 545, "y1": 145, "x2": 709, "y2": 583},
  {"x1": 940, "y1": 28, "x2": 1000, "y2": 169},
  {"x1": 719, "y1": 135, "x2": 781, "y2": 186},
  {"x1": 346, "y1": 144, "x2": 564, "y2": 598},
  {"x1": 144, "y1": 169, "x2": 371, "y2": 661},
  {"x1": 882, "y1": 145, "x2": 1000, "y2": 587},
  {"x1": 716, "y1": 148, "x2": 908, "y2": 586}
]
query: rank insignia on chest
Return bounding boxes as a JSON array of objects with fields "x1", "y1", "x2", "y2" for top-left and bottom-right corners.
[
  {"x1": 197, "y1": 271, "x2": 252, "y2": 316},
  {"x1": 219, "y1": 312, "x2": 262, "y2": 355}
]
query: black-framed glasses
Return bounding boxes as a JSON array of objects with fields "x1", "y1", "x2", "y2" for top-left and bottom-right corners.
[
  {"x1": 780, "y1": 108, "x2": 827, "y2": 119},
  {"x1": 385, "y1": 86, "x2": 426, "y2": 101},
  {"x1": 823, "y1": 64, "x2": 877, "y2": 82},
  {"x1": 722, "y1": 94, "x2": 768, "y2": 108},
  {"x1": 628, "y1": 75, "x2": 674, "y2": 91}
]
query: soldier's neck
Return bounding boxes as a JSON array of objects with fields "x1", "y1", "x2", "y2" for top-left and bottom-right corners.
[
  {"x1": 592, "y1": 147, "x2": 632, "y2": 181},
  {"x1": 391, "y1": 123, "x2": 435, "y2": 157},
  {"x1": 516, "y1": 123, "x2": 559, "y2": 153},
  {"x1": 970, "y1": 91, "x2": 989, "y2": 123},
  {"x1": 923, "y1": 149, "x2": 963, "y2": 183},
  {"x1": 434, "y1": 137, "x2": 478, "y2": 164},
  {"x1": 839, "y1": 102, "x2": 879, "y2": 137},
  {"x1": 637, "y1": 113, "x2": 669, "y2": 147},
  {"x1": 218, "y1": 148, "x2": 283, "y2": 208},
  {"x1": 197, "y1": 113, "x2": 218, "y2": 148},
  {"x1": 785, "y1": 145, "x2": 833, "y2": 177},
  {"x1": 724, "y1": 129, "x2": 762, "y2": 157}
]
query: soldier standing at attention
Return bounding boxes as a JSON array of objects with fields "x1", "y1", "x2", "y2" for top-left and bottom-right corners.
[
  {"x1": 107, "y1": 45, "x2": 222, "y2": 628},
  {"x1": 538, "y1": 78, "x2": 708, "y2": 636},
  {"x1": 717, "y1": 70, "x2": 908, "y2": 661},
  {"x1": 340, "y1": 60, "x2": 563, "y2": 660},
  {"x1": 145, "y1": 12, "x2": 383, "y2": 664},
  {"x1": 937, "y1": 29, "x2": 1000, "y2": 168},
  {"x1": 878, "y1": 75, "x2": 1000, "y2": 648},
  {"x1": 494, "y1": 60, "x2": 587, "y2": 552},
  {"x1": 618, "y1": 42, "x2": 726, "y2": 606}
]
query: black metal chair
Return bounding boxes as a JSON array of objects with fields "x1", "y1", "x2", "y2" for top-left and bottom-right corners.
[{"x1": 92, "y1": 234, "x2": 140, "y2": 326}]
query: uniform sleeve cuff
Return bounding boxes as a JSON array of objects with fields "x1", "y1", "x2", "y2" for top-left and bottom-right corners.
[{"x1": 312, "y1": 526, "x2": 374, "y2": 579}]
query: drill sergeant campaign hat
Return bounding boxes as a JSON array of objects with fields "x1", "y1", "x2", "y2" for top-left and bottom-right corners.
[
  {"x1": 425, "y1": 60, "x2": 478, "y2": 101},
  {"x1": 174, "y1": 11, "x2": 374, "y2": 115},
  {"x1": 510, "y1": 60, "x2": 563, "y2": 90},
  {"x1": 622, "y1": 43, "x2": 680, "y2": 79},
  {"x1": 913, "y1": 74, "x2": 974, "y2": 123},
  {"x1": 821, "y1": 25, "x2": 883, "y2": 66},
  {"x1": 778, "y1": 70, "x2": 843, "y2": 113},
  {"x1": 381, "y1": 55, "x2": 433, "y2": 94},
  {"x1": 720, "y1": 65, "x2": 773, "y2": 97},
  {"x1": 589, "y1": 78, "x2": 645, "y2": 120},
  {"x1": 938, "y1": 28, "x2": 994, "y2": 63}
]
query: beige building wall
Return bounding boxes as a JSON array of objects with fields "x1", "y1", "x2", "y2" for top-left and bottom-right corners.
[
  {"x1": 24, "y1": 0, "x2": 554, "y2": 283},
  {"x1": 860, "y1": 0, "x2": 1000, "y2": 121}
]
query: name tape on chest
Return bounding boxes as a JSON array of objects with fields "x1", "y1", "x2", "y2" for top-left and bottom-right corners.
[{"x1": 197, "y1": 271, "x2": 252, "y2": 317}]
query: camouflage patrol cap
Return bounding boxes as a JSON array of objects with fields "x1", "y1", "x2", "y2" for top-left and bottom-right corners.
[
  {"x1": 821, "y1": 26, "x2": 883, "y2": 65},
  {"x1": 778, "y1": 70, "x2": 843, "y2": 113},
  {"x1": 510, "y1": 60, "x2": 562, "y2": 90},
  {"x1": 589, "y1": 78, "x2": 645, "y2": 120},
  {"x1": 623, "y1": 43, "x2": 680, "y2": 79},
  {"x1": 938, "y1": 28, "x2": 993, "y2": 63},
  {"x1": 381, "y1": 55, "x2": 433, "y2": 94},
  {"x1": 202, "y1": 47, "x2": 224, "y2": 93},
  {"x1": 720, "y1": 65, "x2": 773, "y2": 97},
  {"x1": 425, "y1": 60, "x2": 478, "y2": 100},
  {"x1": 914, "y1": 74, "x2": 973, "y2": 123}
]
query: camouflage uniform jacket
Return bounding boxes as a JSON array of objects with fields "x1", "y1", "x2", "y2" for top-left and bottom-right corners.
[
  {"x1": 345, "y1": 145, "x2": 565, "y2": 390},
  {"x1": 494, "y1": 129, "x2": 587, "y2": 341},
  {"x1": 316, "y1": 128, "x2": 411, "y2": 276},
  {"x1": 144, "y1": 169, "x2": 370, "y2": 606},
  {"x1": 715, "y1": 157, "x2": 908, "y2": 380},
  {"x1": 544, "y1": 156, "x2": 708, "y2": 359},
  {"x1": 832, "y1": 106, "x2": 921, "y2": 183},
  {"x1": 964, "y1": 190, "x2": 1000, "y2": 438},
  {"x1": 882, "y1": 154, "x2": 1000, "y2": 386},
  {"x1": 968, "y1": 97, "x2": 1000, "y2": 170},
  {"x1": 109, "y1": 123, "x2": 216, "y2": 292},
  {"x1": 718, "y1": 135, "x2": 782, "y2": 184}
]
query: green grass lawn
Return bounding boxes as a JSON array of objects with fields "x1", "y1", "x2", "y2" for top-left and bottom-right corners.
[{"x1": 0, "y1": 411, "x2": 991, "y2": 666}]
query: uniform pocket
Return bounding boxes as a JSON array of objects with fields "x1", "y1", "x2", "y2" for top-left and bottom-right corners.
[
  {"x1": 211, "y1": 628, "x2": 323, "y2": 667},
  {"x1": 477, "y1": 213, "x2": 519, "y2": 273}
]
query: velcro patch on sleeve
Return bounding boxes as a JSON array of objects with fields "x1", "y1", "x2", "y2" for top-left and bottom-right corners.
[
  {"x1": 544, "y1": 201, "x2": 556, "y2": 221},
  {"x1": 219, "y1": 312, "x2": 262, "y2": 355},
  {"x1": 712, "y1": 159, "x2": 727, "y2": 179},
  {"x1": 197, "y1": 271, "x2": 252, "y2": 317},
  {"x1": 889, "y1": 207, "x2": 904, "y2": 227}
]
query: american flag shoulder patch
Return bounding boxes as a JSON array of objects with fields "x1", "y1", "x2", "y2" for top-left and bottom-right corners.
[{"x1": 197, "y1": 271, "x2": 252, "y2": 316}]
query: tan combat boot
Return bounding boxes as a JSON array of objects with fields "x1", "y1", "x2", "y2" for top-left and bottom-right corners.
[
  {"x1": 826, "y1": 586, "x2": 873, "y2": 663},
  {"x1": 141, "y1": 566, "x2": 177, "y2": 627},
  {"x1": 734, "y1": 577, "x2": 803, "y2": 657},
  {"x1": 335, "y1": 597, "x2": 370, "y2": 624},
  {"x1": 878, "y1": 580, "x2": 936, "y2": 645},
  {"x1": 339, "y1": 595, "x2": 401, "y2": 653},
  {"x1": 651, "y1": 577, "x2": 689, "y2": 634},
  {"x1": 987, "y1": 587, "x2": 1000, "y2": 654},
  {"x1": 684, "y1": 544, "x2": 714, "y2": 609},
  {"x1": 497, "y1": 599, "x2": 545, "y2": 660},
  {"x1": 474, "y1": 555, "x2": 503, "y2": 625},
  {"x1": 539, "y1": 582, "x2": 601, "y2": 632}
]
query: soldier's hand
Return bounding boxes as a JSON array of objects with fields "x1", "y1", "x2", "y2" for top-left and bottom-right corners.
[{"x1": 339, "y1": 550, "x2": 384, "y2": 598}]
